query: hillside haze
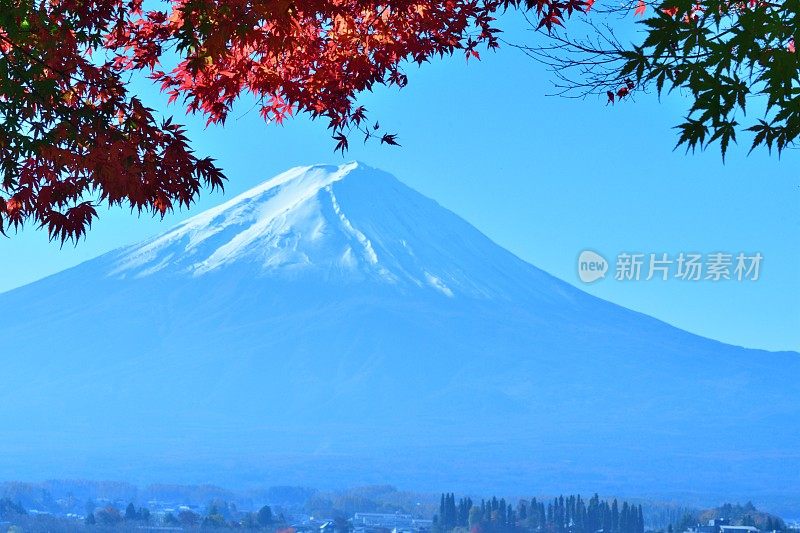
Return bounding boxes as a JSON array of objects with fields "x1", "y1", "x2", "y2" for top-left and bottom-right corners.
[{"x1": 0, "y1": 163, "x2": 797, "y2": 511}]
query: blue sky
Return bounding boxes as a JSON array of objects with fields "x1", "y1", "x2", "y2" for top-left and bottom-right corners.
[{"x1": 1, "y1": 12, "x2": 798, "y2": 351}]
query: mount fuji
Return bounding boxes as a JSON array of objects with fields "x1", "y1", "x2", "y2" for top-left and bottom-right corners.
[{"x1": 0, "y1": 162, "x2": 798, "y2": 509}]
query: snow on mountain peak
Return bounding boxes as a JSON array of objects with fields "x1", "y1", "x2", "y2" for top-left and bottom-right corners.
[{"x1": 107, "y1": 161, "x2": 562, "y2": 300}]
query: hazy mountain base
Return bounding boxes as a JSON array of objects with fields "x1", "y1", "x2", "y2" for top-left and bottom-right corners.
[
  {"x1": 0, "y1": 163, "x2": 798, "y2": 514},
  {"x1": 0, "y1": 481, "x2": 707, "y2": 525},
  {"x1": 1, "y1": 275, "x2": 796, "y2": 514},
  {"x1": 0, "y1": 482, "x2": 790, "y2": 533}
]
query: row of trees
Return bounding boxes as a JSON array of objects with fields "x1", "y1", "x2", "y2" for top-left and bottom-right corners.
[
  {"x1": 84, "y1": 501, "x2": 278, "y2": 529},
  {"x1": 436, "y1": 493, "x2": 645, "y2": 533}
]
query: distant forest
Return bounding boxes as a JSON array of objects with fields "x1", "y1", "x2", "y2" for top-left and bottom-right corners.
[
  {"x1": 435, "y1": 493, "x2": 644, "y2": 533},
  {"x1": 433, "y1": 494, "x2": 790, "y2": 533},
  {"x1": 0, "y1": 481, "x2": 794, "y2": 532}
]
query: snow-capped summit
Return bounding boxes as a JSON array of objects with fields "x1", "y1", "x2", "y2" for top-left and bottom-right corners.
[
  {"x1": 108, "y1": 162, "x2": 565, "y2": 300},
  {"x1": 111, "y1": 162, "x2": 374, "y2": 279}
]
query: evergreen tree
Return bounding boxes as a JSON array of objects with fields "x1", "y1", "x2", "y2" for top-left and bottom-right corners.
[
  {"x1": 528, "y1": 499, "x2": 539, "y2": 530},
  {"x1": 125, "y1": 503, "x2": 137, "y2": 521},
  {"x1": 257, "y1": 505, "x2": 273, "y2": 526},
  {"x1": 638, "y1": 506, "x2": 645, "y2": 533},
  {"x1": 459, "y1": 497, "x2": 473, "y2": 527},
  {"x1": 539, "y1": 502, "x2": 546, "y2": 531},
  {"x1": 621, "y1": 502, "x2": 630, "y2": 533}
]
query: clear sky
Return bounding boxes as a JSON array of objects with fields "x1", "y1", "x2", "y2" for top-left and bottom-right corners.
[{"x1": 1, "y1": 12, "x2": 797, "y2": 352}]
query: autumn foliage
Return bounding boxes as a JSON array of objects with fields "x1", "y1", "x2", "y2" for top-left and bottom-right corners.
[
  {"x1": 0, "y1": 0, "x2": 462, "y2": 241},
  {"x1": 0, "y1": 0, "x2": 227, "y2": 242},
  {"x1": 0, "y1": 0, "x2": 607, "y2": 242},
  {"x1": 4, "y1": 0, "x2": 791, "y2": 243}
]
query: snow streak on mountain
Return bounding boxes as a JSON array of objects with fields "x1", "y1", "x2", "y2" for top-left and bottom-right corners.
[{"x1": 108, "y1": 162, "x2": 569, "y2": 302}]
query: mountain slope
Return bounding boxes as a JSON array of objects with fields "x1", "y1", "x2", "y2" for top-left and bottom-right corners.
[{"x1": 0, "y1": 162, "x2": 797, "y2": 510}]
